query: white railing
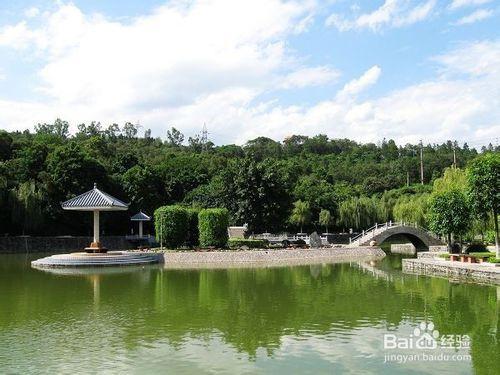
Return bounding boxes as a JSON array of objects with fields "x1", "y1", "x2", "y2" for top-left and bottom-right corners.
[{"x1": 349, "y1": 221, "x2": 421, "y2": 245}]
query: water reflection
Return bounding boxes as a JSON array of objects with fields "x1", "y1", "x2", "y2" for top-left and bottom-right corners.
[{"x1": 0, "y1": 254, "x2": 498, "y2": 374}]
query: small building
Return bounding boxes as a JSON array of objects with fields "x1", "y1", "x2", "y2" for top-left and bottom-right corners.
[{"x1": 61, "y1": 183, "x2": 129, "y2": 252}]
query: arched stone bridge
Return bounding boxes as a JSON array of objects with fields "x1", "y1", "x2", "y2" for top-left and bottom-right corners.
[{"x1": 349, "y1": 222, "x2": 445, "y2": 249}]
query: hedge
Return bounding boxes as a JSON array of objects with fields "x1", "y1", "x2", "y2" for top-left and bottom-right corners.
[
  {"x1": 186, "y1": 208, "x2": 200, "y2": 247},
  {"x1": 154, "y1": 205, "x2": 189, "y2": 249},
  {"x1": 228, "y1": 238, "x2": 269, "y2": 249},
  {"x1": 198, "y1": 208, "x2": 229, "y2": 248}
]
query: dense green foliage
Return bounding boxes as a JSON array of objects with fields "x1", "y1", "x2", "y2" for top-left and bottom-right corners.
[
  {"x1": 289, "y1": 200, "x2": 311, "y2": 233},
  {"x1": 318, "y1": 209, "x2": 332, "y2": 233},
  {"x1": 0, "y1": 121, "x2": 496, "y2": 237},
  {"x1": 428, "y1": 190, "x2": 471, "y2": 245},
  {"x1": 467, "y1": 152, "x2": 500, "y2": 256},
  {"x1": 198, "y1": 208, "x2": 229, "y2": 248},
  {"x1": 154, "y1": 205, "x2": 189, "y2": 248},
  {"x1": 186, "y1": 208, "x2": 200, "y2": 247}
]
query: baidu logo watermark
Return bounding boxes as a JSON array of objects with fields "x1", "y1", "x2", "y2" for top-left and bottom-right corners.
[{"x1": 383, "y1": 322, "x2": 471, "y2": 364}]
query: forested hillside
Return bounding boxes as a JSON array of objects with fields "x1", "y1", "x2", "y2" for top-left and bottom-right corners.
[{"x1": 0, "y1": 119, "x2": 494, "y2": 236}]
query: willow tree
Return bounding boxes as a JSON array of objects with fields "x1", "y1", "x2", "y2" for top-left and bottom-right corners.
[
  {"x1": 289, "y1": 200, "x2": 311, "y2": 233},
  {"x1": 393, "y1": 194, "x2": 430, "y2": 227},
  {"x1": 318, "y1": 209, "x2": 332, "y2": 234},
  {"x1": 9, "y1": 181, "x2": 45, "y2": 234},
  {"x1": 467, "y1": 152, "x2": 500, "y2": 257},
  {"x1": 338, "y1": 196, "x2": 380, "y2": 231},
  {"x1": 433, "y1": 167, "x2": 468, "y2": 194}
]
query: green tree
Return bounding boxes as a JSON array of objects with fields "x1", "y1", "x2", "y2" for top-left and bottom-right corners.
[
  {"x1": 393, "y1": 194, "x2": 430, "y2": 227},
  {"x1": 8, "y1": 181, "x2": 45, "y2": 234},
  {"x1": 428, "y1": 190, "x2": 471, "y2": 250},
  {"x1": 467, "y1": 152, "x2": 500, "y2": 256},
  {"x1": 338, "y1": 196, "x2": 380, "y2": 231},
  {"x1": 433, "y1": 167, "x2": 468, "y2": 193},
  {"x1": 166, "y1": 127, "x2": 185, "y2": 147},
  {"x1": 318, "y1": 209, "x2": 332, "y2": 234},
  {"x1": 289, "y1": 200, "x2": 311, "y2": 233}
]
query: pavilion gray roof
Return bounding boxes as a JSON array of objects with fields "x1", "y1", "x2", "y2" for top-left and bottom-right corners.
[
  {"x1": 61, "y1": 183, "x2": 129, "y2": 211},
  {"x1": 131, "y1": 211, "x2": 151, "y2": 221}
]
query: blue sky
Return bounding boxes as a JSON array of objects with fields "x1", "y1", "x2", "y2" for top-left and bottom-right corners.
[{"x1": 0, "y1": 0, "x2": 499, "y2": 146}]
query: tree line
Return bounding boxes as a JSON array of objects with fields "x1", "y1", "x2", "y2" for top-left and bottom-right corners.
[{"x1": 0, "y1": 119, "x2": 497, "y2": 240}]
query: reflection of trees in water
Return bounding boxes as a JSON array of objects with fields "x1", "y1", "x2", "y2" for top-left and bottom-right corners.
[{"x1": 0, "y1": 259, "x2": 498, "y2": 372}]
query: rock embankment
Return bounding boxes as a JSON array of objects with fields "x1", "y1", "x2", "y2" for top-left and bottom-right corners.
[{"x1": 161, "y1": 247, "x2": 385, "y2": 269}]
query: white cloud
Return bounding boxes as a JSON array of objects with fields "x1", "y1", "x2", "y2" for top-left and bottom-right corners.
[
  {"x1": 280, "y1": 66, "x2": 340, "y2": 89},
  {"x1": 325, "y1": 0, "x2": 436, "y2": 32},
  {"x1": 393, "y1": 0, "x2": 436, "y2": 27},
  {"x1": 0, "y1": 0, "x2": 323, "y2": 135},
  {"x1": 449, "y1": 0, "x2": 492, "y2": 10},
  {"x1": 231, "y1": 40, "x2": 500, "y2": 145},
  {"x1": 24, "y1": 7, "x2": 40, "y2": 18},
  {"x1": 337, "y1": 65, "x2": 381, "y2": 98},
  {"x1": 0, "y1": 2, "x2": 498, "y2": 147},
  {"x1": 454, "y1": 8, "x2": 493, "y2": 24}
]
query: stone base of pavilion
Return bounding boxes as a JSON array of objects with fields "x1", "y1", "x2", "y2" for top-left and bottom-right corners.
[{"x1": 31, "y1": 251, "x2": 163, "y2": 268}]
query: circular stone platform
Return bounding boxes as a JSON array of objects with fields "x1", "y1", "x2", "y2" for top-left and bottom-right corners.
[{"x1": 31, "y1": 251, "x2": 163, "y2": 268}]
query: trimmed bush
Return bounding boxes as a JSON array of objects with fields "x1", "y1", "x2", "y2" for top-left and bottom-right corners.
[
  {"x1": 186, "y1": 207, "x2": 200, "y2": 247},
  {"x1": 154, "y1": 205, "x2": 189, "y2": 249},
  {"x1": 439, "y1": 253, "x2": 451, "y2": 259},
  {"x1": 468, "y1": 252, "x2": 495, "y2": 258},
  {"x1": 228, "y1": 238, "x2": 269, "y2": 249},
  {"x1": 465, "y1": 241, "x2": 488, "y2": 253},
  {"x1": 198, "y1": 208, "x2": 229, "y2": 248},
  {"x1": 489, "y1": 257, "x2": 500, "y2": 264}
]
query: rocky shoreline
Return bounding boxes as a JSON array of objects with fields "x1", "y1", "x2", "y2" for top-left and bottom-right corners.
[{"x1": 160, "y1": 246, "x2": 385, "y2": 269}]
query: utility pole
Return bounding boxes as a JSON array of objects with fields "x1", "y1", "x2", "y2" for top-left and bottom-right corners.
[
  {"x1": 453, "y1": 147, "x2": 457, "y2": 168},
  {"x1": 201, "y1": 123, "x2": 208, "y2": 152},
  {"x1": 407, "y1": 171, "x2": 410, "y2": 187},
  {"x1": 419, "y1": 140, "x2": 424, "y2": 185}
]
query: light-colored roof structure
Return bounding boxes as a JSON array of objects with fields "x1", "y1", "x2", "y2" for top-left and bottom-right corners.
[
  {"x1": 131, "y1": 211, "x2": 151, "y2": 221},
  {"x1": 61, "y1": 183, "x2": 129, "y2": 211}
]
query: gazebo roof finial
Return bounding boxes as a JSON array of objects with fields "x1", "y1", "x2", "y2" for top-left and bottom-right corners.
[{"x1": 94, "y1": 182, "x2": 97, "y2": 189}]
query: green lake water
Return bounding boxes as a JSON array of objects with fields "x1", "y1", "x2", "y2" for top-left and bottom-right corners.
[{"x1": 0, "y1": 253, "x2": 498, "y2": 374}]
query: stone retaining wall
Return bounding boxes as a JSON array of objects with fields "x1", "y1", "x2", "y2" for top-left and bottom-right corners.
[
  {"x1": 162, "y1": 247, "x2": 385, "y2": 269},
  {"x1": 390, "y1": 243, "x2": 416, "y2": 255},
  {"x1": 402, "y1": 258, "x2": 500, "y2": 285},
  {"x1": 0, "y1": 236, "x2": 133, "y2": 254}
]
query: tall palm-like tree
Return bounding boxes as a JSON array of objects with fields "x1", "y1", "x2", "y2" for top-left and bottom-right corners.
[{"x1": 290, "y1": 200, "x2": 311, "y2": 233}]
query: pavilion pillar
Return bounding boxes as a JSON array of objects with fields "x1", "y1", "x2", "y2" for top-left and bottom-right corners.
[
  {"x1": 139, "y1": 221, "x2": 143, "y2": 237},
  {"x1": 93, "y1": 210, "x2": 100, "y2": 244}
]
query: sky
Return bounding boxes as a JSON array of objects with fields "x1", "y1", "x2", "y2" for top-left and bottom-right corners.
[{"x1": 0, "y1": 0, "x2": 499, "y2": 146}]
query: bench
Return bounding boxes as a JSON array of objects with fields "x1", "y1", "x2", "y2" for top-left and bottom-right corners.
[{"x1": 449, "y1": 254, "x2": 490, "y2": 263}]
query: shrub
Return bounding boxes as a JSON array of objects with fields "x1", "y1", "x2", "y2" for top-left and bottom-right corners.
[
  {"x1": 439, "y1": 253, "x2": 451, "y2": 259},
  {"x1": 154, "y1": 205, "x2": 189, "y2": 249},
  {"x1": 465, "y1": 241, "x2": 488, "y2": 253},
  {"x1": 489, "y1": 257, "x2": 500, "y2": 264},
  {"x1": 198, "y1": 208, "x2": 229, "y2": 248},
  {"x1": 186, "y1": 208, "x2": 200, "y2": 247},
  {"x1": 468, "y1": 252, "x2": 495, "y2": 258},
  {"x1": 228, "y1": 238, "x2": 269, "y2": 249}
]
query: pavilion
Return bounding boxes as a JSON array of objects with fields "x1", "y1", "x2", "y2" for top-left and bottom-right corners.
[
  {"x1": 130, "y1": 211, "x2": 151, "y2": 238},
  {"x1": 61, "y1": 183, "x2": 129, "y2": 253}
]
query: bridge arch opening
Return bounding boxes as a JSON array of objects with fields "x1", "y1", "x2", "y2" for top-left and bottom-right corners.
[{"x1": 378, "y1": 233, "x2": 428, "y2": 251}]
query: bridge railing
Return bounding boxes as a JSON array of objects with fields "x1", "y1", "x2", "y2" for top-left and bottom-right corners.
[{"x1": 349, "y1": 221, "x2": 423, "y2": 244}]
